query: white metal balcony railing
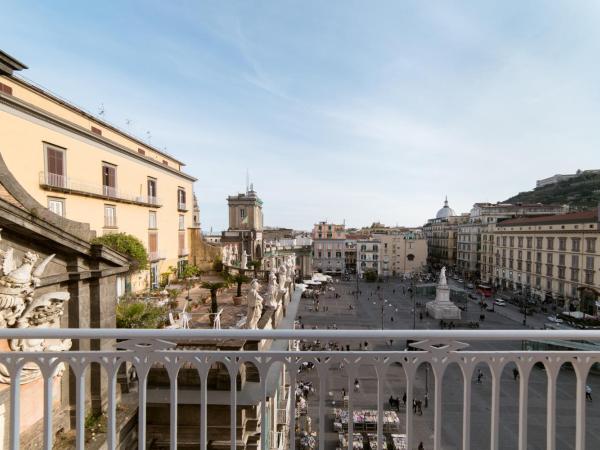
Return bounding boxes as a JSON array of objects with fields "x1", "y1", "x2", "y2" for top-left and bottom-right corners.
[
  {"x1": 148, "y1": 250, "x2": 166, "y2": 261},
  {"x1": 1, "y1": 328, "x2": 600, "y2": 450},
  {"x1": 178, "y1": 201, "x2": 187, "y2": 210},
  {"x1": 178, "y1": 247, "x2": 189, "y2": 256},
  {"x1": 39, "y1": 172, "x2": 162, "y2": 206}
]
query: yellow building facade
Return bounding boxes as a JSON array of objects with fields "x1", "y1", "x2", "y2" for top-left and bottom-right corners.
[{"x1": 0, "y1": 50, "x2": 196, "y2": 291}]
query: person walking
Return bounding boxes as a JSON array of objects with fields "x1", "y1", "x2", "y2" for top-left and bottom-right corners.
[
  {"x1": 424, "y1": 392, "x2": 429, "y2": 408},
  {"x1": 513, "y1": 368, "x2": 519, "y2": 381},
  {"x1": 476, "y1": 369, "x2": 483, "y2": 384},
  {"x1": 402, "y1": 392, "x2": 407, "y2": 407},
  {"x1": 418, "y1": 442, "x2": 425, "y2": 450},
  {"x1": 354, "y1": 378, "x2": 360, "y2": 392},
  {"x1": 586, "y1": 385, "x2": 593, "y2": 401}
]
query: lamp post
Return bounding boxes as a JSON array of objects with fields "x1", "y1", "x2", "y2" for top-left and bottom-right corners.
[{"x1": 410, "y1": 278, "x2": 416, "y2": 330}]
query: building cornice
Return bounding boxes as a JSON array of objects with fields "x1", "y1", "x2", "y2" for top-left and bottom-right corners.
[{"x1": 0, "y1": 90, "x2": 197, "y2": 182}]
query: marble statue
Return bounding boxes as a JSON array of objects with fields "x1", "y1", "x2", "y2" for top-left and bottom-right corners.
[
  {"x1": 245, "y1": 279, "x2": 263, "y2": 329},
  {"x1": 0, "y1": 231, "x2": 71, "y2": 384},
  {"x1": 221, "y1": 246, "x2": 229, "y2": 265},
  {"x1": 439, "y1": 266, "x2": 447, "y2": 286},
  {"x1": 241, "y1": 250, "x2": 248, "y2": 270},
  {"x1": 426, "y1": 266, "x2": 461, "y2": 320},
  {"x1": 264, "y1": 269, "x2": 279, "y2": 309}
]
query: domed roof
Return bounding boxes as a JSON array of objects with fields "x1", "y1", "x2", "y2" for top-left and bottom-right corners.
[{"x1": 436, "y1": 197, "x2": 456, "y2": 219}]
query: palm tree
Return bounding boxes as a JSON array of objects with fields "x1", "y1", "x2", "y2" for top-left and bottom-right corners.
[
  {"x1": 201, "y1": 280, "x2": 230, "y2": 316},
  {"x1": 230, "y1": 273, "x2": 250, "y2": 297}
]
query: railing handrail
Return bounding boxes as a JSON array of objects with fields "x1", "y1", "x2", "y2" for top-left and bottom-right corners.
[{"x1": 1, "y1": 328, "x2": 600, "y2": 341}]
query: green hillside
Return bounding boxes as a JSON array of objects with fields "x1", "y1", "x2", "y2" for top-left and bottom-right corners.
[{"x1": 505, "y1": 172, "x2": 600, "y2": 210}]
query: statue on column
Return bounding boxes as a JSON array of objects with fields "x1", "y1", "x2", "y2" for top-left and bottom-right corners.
[
  {"x1": 439, "y1": 266, "x2": 447, "y2": 286},
  {"x1": 241, "y1": 250, "x2": 248, "y2": 270},
  {"x1": 264, "y1": 269, "x2": 279, "y2": 309},
  {"x1": 245, "y1": 279, "x2": 263, "y2": 329}
]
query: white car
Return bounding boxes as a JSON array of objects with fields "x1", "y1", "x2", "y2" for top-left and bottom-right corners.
[
  {"x1": 547, "y1": 315, "x2": 563, "y2": 323},
  {"x1": 494, "y1": 299, "x2": 506, "y2": 306}
]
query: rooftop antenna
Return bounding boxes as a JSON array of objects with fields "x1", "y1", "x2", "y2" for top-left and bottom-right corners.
[
  {"x1": 125, "y1": 118, "x2": 132, "y2": 130},
  {"x1": 246, "y1": 169, "x2": 250, "y2": 194},
  {"x1": 146, "y1": 131, "x2": 151, "y2": 144},
  {"x1": 98, "y1": 103, "x2": 105, "y2": 117}
]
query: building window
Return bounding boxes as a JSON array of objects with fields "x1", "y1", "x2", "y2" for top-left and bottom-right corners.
[
  {"x1": 148, "y1": 232, "x2": 158, "y2": 257},
  {"x1": 91, "y1": 126, "x2": 102, "y2": 135},
  {"x1": 558, "y1": 266, "x2": 566, "y2": 280},
  {"x1": 147, "y1": 177, "x2": 157, "y2": 203},
  {"x1": 536, "y1": 237, "x2": 543, "y2": 249},
  {"x1": 572, "y1": 238, "x2": 581, "y2": 252},
  {"x1": 177, "y1": 188, "x2": 187, "y2": 210},
  {"x1": 47, "y1": 197, "x2": 65, "y2": 217},
  {"x1": 179, "y1": 214, "x2": 185, "y2": 231},
  {"x1": 586, "y1": 256, "x2": 594, "y2": 270},
  {"x1": 149, "y1": 211, "x2": 157, "y2": 229},
  {"x1": 586, "y1": 238, "x2": 596, "y2": 253},
  {"x1": 526, "y1": 237, "x2": 532, "y2": 248},
  {"x1": 509, "y1": 237, "x2": 514, "y2": 247},
  {"x1": 104, "y1": 205, "x2": 117, "y2": 228},
  {"x1": 546, "y1": 265, "x2": 553, "y2": 276},
  {"x1": 547, "y1": 237, "x2": 554, "y2": 250},
  {"x1": 45, "y1": 144, "x2": 66, "y2": 187},
  {"x1": 518, "y1": 237, "x2": 523, "y2": 248},
  {"x1": 138, "y1": 148, "x2": 146, "y2": 155},
  {"x1": 178, "y1": 231, "x2": 186, "y2": 255},
  {"x1": 558, "y1": 238, "x2": 567, "y2": 251},
  {"x1": 547, "y1": 253, "x2": 553, "y2": 264},
  {"x1": 585, "y1": 271, "x2": 595, "y2": 285},
  {"x1": 0, "y1": 81, "x2": 13, "y2": 95},
  {"x1": 102, "y1": 163, "x2": 117, "y2": 197}
]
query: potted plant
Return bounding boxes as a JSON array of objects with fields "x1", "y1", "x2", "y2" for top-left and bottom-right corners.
[
  {"x1": 201, "y1": 280, "x2": 230, "y2": 324},
  {"x1": 229, "y1": 273, "x2": 250, "y2": 305}
]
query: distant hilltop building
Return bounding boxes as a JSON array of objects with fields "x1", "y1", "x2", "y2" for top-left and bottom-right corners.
[{"x1": 536, "y1": 169, "x2": 600, "y2": 188}]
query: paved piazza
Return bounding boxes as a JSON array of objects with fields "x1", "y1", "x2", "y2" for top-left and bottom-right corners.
[{"x1": 295, "y1": 279, "x2": 600, "y2": 450}]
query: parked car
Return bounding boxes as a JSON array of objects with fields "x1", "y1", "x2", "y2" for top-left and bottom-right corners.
[
  {"x1": 494, "y1": 299, "x2": 506, "y2": 306},
  {"x1": 468, "y1": 293, "x2": 478, "y2": 300},
  {"x1": 547, "y1": 315, "x2": 563, "y2": 324},
  {"x1": 466, "y1": 283, "x2": 474, "y2": 289},
  {"x1": 458, "y1": 279, "x2": 464, "y2": 283}
]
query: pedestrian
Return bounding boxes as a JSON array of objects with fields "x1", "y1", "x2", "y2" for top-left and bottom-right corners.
[
  {"x1": 513, "y1": 368, "x2": 519, "y2": 381},
  {"x1": 419, "y1": 312, "x2": 423, "y2": 321},
  {"x1": 412, "y1": 399, "x2": 417, "y2": 414},
  {"x1": 476, "y1": 369, "x2": 483, "y2": 384},
  {"x1": 354, "y1": 378, "x2": 360, "y2": 392},
  {"x1": 586, "y1": 385, "x2": 593, "y2": 401},
  {"x1": 418, "y1": 442, "x2": 424, "y2": 450},
  {"x1": 424, "y1": 392, "x2": 429, "y2": 408},
  {"x1": 402, "y1": 392, "x2": 407, "y2": 406},
  {"x1": 416, "y1": 400, "x2": 423, "y2": 415},
  {"x1": 342, "y1": 388, "x2": 346, "y2": 398}
]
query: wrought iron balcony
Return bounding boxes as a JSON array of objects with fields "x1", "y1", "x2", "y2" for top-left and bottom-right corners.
[
  {"x1": 1, "y1": 328, "x2": 599, "y2": 450},
  {"x1": 39, "y1": 171, "x2": 162, "y2": 207}
]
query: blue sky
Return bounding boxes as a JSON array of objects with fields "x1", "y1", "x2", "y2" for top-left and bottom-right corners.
[{"x1": 2, "y1": 1, "x2": 600, "y2": 231}]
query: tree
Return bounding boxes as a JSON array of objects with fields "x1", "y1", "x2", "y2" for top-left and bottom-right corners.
[
  {"x1": 248, "y1": 260, "x2": 262, "y2": 278},
  {"x1": 230, "y1": 273, "x2": 250, "y2": 297},
  {"x1": 92, "y1": 233, "x2": 148, "y2": 271},
  {"x1": 364, "y1": 269, "x2": 378, "y2": 282},
  {"x1": 116, "y1": 298, "x2": 167, "y2": 329},
  {"x1": 180, "y1": 264, "x2": 203, "y2": 299},
  {"x1": 201, "y1": 280, "x2": 230, "y2": 316}
]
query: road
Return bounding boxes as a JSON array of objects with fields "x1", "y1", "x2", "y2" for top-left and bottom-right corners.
[{"x1": 295, "y1": 279, "x2": 600, "y2": 450}]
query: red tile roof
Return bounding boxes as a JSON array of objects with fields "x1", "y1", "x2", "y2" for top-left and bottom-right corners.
[{"x1": 498, "y1": 208, "x2": 599, "y2": 227}]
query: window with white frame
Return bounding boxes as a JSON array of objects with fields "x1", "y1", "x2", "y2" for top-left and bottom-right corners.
[
  {"x1": 104, "y1": 204, "x2": 117, "y2": 227},
  {"x1": 149, "y1": 211, "x2": 157, "y2": 229},
  {"x1": 47, "y1": 197, "x2": 65, "y2": 217},
  {"x1": 179, "y1": 214, "x2": 185, "y2": 230}
]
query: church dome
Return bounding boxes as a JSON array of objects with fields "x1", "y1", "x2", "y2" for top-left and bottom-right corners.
[{"x1": 436, "y1": 197, "x2": 455, "y2": 219}]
